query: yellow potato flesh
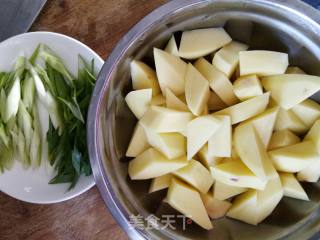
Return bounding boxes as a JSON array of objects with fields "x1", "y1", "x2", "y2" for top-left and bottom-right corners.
[
  {"x1": 154, "y1": 48, "x2": 187, "y2": 96},
  {"x1": 165, "y1": 88, "x2": 189, "y2": 112},
  {"x1": 280, "y1": 172, "x2": 309, "y2": 201},
  {"x1": 125, "y1": 89, "x2": 152, "y2": 119},
  {"x1": 140, "y1": 106, "x2": 194, "y2": 133},
  {"x1": 268, "y1": 141, "x2": 319, "y2": 173},
  {"x1": 213, "y1": 92, "x2": 270, "y2": 124},
  {"x1": 274, "y1": 108, "x2": 308, "y2": 134},
  {"x1": 291, "y1": 99, "x2": 320, "y2": 129},
  {"x1": 213, "y1": 180, "x2": 247, "y2": 201},
  {"x1": 239, "y1": 50, "x2": 288, "y2": 76},
  {"x1": 285, "y1": 66, "x2": 306, "y2": 74},
  {"x1": 268, "y1": 130, "x2": 300, "y2": 150},
  {"x1": 201, "y1": 193, "x2": 232, "y2": 219},
  {"x1": 207, "y1": 91, "x2": 227, "y2": 111},
  {"x1": 164, "y1": 35, "x2": 179, "y2": 56},
  {"x1": 262, "y1": 74, "x2": 320, "y2": 109},
  {"x1": 194, "y1": 58, "x2": 239, "y2": 106},
  {"x1": 126, "y1": 123, "x2": 150, "y2": 157},
  {"x1": 128, "y1": 148, "x2": 188, "y2": 180},
  {"x1": 173, "y1": 159, "x2": 214, "y2": 194},
  {"x1": 197, "y1": 144, "x2": 223, "y2": 168},
  {"x1": 233, "y1": 75, "x2": 263, "y2": 101},
  {"x1": 185, "y1": 63, "x2": 210, "y2": 116},
  {"x1": 297, "y1": 160, "x2": 320, "y2": 182},
  {"x1": 179, "y1": 28, "x2": 232, "y2": 59},
  {"x1": 130, "y1": 60, "x2": 160, "y2": 96},
  {"x1": 149, "y1": 174, "x2": 173, "y2": 193},
  {"x1": 166, "y1": 178, "x2": 213, "y2": 230}
]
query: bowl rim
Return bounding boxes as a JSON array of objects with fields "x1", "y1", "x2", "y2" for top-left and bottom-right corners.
[{"x1": 87, "y1": 0, "x2": 320, "y2": 239}]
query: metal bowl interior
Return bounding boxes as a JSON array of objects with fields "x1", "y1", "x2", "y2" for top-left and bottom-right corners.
[{"x1": 88, "y1": 0, "x2": 320, "y2": 239}]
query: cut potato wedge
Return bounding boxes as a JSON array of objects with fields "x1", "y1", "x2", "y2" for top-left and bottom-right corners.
[
  {"x1": 126, "y1": 123, "x2": 150, "y2": 157},
  {"x1": 208, "y1": 115, "x2": 232, "y2": 157},
  {"x1": 140, "y1": 106, "x2": 194, "y2": 133},
  {"x1": 125, "y1": 89, "x2": 152, "y2": 119},
  {"x1": 305, "y1": 119, "x2": 320, "y2": 151},
  {"x1": 280, "y1": 173, "x2": 309, "y2": 201},
  {"x1": 213, "y1": 180, "x2": 247, "y2": 201},
  {"x1": 154, "y1": 48, "x2": 187, "y2": 96},
  {"x1": 234, "y1": 123, "x2": 277, "y2": 180},
  {"x1": 165, "y1": 35, "x2": 179, "y2": 56},
  {"x1": 233, "y1": 75, "x2": 263, "y2": 101},
  {"x1": 185, "y1": 63, "x2": 210, "y2": 116},
  {"x1": 179, "y1": 28, "x2": 232, "y2": 59},
  {"x1": 128, "y1": 148, "x2": 188, "y2": 180},
  {"x1": 239, "y1": 51, "x2": 288, "y2": 76},
  {"x1": 201, "y1": 193, "x2": 232, "y2": 219},
  {"x1": 165, "y1": 88, "x2": 189, "y2": 112},
  {"x1": 268, "y1": 141, "x2": 319, "y2": 172},
  {"x1": 274, "y1": 108, "x2": 308, "y2": 134},
  {"x1": 173, "y1": 159, "x2": 214, "y2": 194},
  {"x1": 286, "y1": 66, "x2": 306, "y2": 74},
  {"x1": 208, "y1": 91, "x2": 227, "y2": 111},
  {"x1": 212, "y1": 41, "x2": 249, "y2": 78},
  {"x1": 194, "y1": 58, "x2": 239, "y2": 106},
  {"x1": 226, "y1": 189, "x2": 258, "y2": 225},
  {"x1": 151, "y1": 94, "x2": 166, "y2": 106},
  {"x1": 149, "y1": 174, "x2": 173, "y2": 193},
  {"x1": 241, "y1": 107, "x2": 279, "y2": 148},
  {"x1": 143, "y1": 129, "x2": 186, "y2": 159},
  {"x1": 210, "y1": 161, "x2": 267, "y2": 190},
  {"x1": 130, "y1": 60, "x2": 160, "y2": 96},
  {"x1": 214, "y1": 92, "x2": 270, "y2": 124},
  {"x1": 187, "y1": 115, "x2": 221, "y2": 160},
  {"x1": 198, "y1": 144, "x2": 223, "y2": 168},
  {"x1": 166, "y1": 178, "x2": 213, "y2": 230},
  {"x1": 261, "y1": 74, "x2": 320, "y2": 109},
  {"x1": 268, "y1": 130, "x2": 300, "y2": 150},
  {"x1": 291, "y1": 99, "x2": 320, "y2": 129},
  {"x1": 297, "y1": 160, "x2": 320, "y2": 182}
]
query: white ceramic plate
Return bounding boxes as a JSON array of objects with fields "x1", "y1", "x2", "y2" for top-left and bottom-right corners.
[{"x1": 0, "y1": 32, "x2": 104, "y2": 204}]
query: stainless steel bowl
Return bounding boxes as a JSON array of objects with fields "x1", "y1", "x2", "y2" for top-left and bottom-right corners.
[{"x1": 88, "y1": 0, "x2": 320, "y2": 239}]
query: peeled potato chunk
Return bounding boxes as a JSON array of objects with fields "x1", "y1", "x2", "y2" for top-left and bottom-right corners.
[
  {"x1": 130, "y1": 60, "x2": 160, "y2": 96},
  {"x1": 297, "y1": 160, "x2": 320, "y2": 182},
  {"x1": 214, "y1": 92, "x2": 270, "y2": 124},
  {"x1": 239, "y1": 50, "x2": 288, "y2": 76},
  {"x1": 166, "y1": 178, "x2": 213, "y2": 230},
  {"x1": 151, "y1": 94, "x2": 166, "y2": 106},
  {"x1": 291, "y1": 99, "x2": 320, "y2": 129},
  {"x1": 125, "y1": 89, "x2": 152, "y2": 119},
  {"x1": 261, "y1": 74, "x2": 320, "y2": 109},
  {"x1": 234, "y1": 123, "x2": 278, "y2": 180},
  {"x1": 242, "y1": 107, "x2": 279, "y2": 148},
  {"x1": 208, "y1": 91, "x2": 227, "y2": 111},
  {"x1": 187, "y1": 115, "x2": 221, "y2": 160},
  {"x1": 279, "y1": 173, "x2": 309, "y2": 201},
  {"x1": 165, "y1": 88, "x2": 189, "y2": 112},
  {"x1": 149, "y1": 174, "x2": 173, "y2": 193},
  {"x1": 201, "y1": 193, "x2": 232, "y2": 219},
  {"x1": 208, "y1": 115, "x2": 232, "y2": 157},
  {"x1": 226, "y1": 190, "x2": 258, "y2": 225},
  {"x1": 268, "y1": 141, "x2": 319, "y2": 173},
  {"x1": 274, "y1": 108, "x2": 308, "y2": 134},
  {"x1": 213, "y1": 180, "x2": 247, "y2": 201},
  {"x1": 212, "y1": 41, "x2": 249, "y2": 78},
  {"x1": 126, "y1": 123, "x2": 150, "y2": 157},
  {"x1": 233, "y1": 75, "x2": 263, "y2": 101},
  {"x1": 143, "y1": 129, "x2": 186, "y2": 159},
  {"x1": 179, "y1": 28, "x2": 232, "y2": 59},
  {"x1": 268, "y1": 130, "x2": 300, "y2": 150},
  {"x1": 154, "y1": 48, "x2": 187, "y2": 96},
  {"x1": 173, "y1": 159, "x2": 214, "y2": 194},
  {"x1": 164, "y1": 35, "x2": 179, "y2": 56},
  {"x1": 185, "y1": 63, "x2": 210, "y2": 116},
  {"x1": 210, "y1": 160, "x2": 267, "y2": 190},
  {"x1": 128, "y1": 148, "x2": 188, "y2": 180},
  {"x1": 286, "y1": 66, "x2": 306, "y2": 74},
  {"x1": 140, "y1": 106, "x2": 194, "y2": 133},
  {"x1": 194, "y1": 58, "x2": 239, "y2": 106},
  {"x1": 305, "y1": 119, "x2": 320, "y2": 150},
  {"x1": 198, "y1": 144, "x2": 223, "y2": 168}
]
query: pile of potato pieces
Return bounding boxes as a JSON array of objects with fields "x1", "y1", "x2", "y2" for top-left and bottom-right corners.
[{"x1": 124, "y1": 27, "x2": 320, "y2": 230}]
